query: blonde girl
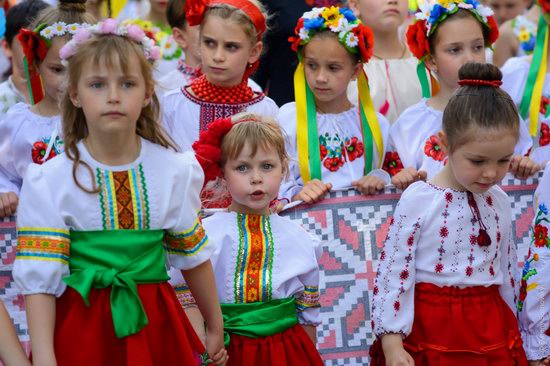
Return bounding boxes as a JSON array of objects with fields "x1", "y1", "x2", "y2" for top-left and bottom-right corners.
[
  {"x1": 189, "y1": 113, "x2": 323, "y2": 365},
  {"x1": 0, "y1": 0, "x2": 95, "y2": 217},
  {"x1": 161, "y1": 0, "x2": 278, "y2": 153},
  {"x1": 13, "y1": 19, "x2": 226, "y2": 366}
]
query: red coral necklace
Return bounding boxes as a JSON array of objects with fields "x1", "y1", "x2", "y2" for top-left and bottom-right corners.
[{"x1": 190, "y1": 75, "x2": 254, "y2": 104}]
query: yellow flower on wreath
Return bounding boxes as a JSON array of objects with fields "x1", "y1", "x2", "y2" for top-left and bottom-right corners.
[
  {"x1": 321, "y1": 6, "x2": 343, "y2": 28},
  {"x1": 518, "y1": 29, "x2": 530, "y2": 42},
  {"x1": 437, "y1": 0, "x2": 456, "y2": 10}
]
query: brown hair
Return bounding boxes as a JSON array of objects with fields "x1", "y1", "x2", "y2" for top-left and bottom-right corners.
[
  {"x1": 61, "y1": 34, "x2": 177, "y2": 193},
  {"x1": 202, "y1": 0, "x2": 267, "y2": 45},
  {"x1": 428, "y1": 9, "x2": 491, "y2": 55},
  {"x1": 32, "y1": 0, "x2": 96, "y2": 29},
  {"x1": 442, "y1": 62, "x2": 519, "y2": 150},
  {"x1": 167, "y1": 0, "x2": 187, "y2": 29}
]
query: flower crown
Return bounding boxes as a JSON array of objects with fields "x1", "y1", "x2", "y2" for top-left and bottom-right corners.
[
  {"x1": 122, "y1": 19, "x2": 182, "y2": 61},
  {"x1": 59, "y1": 19, "x2": 161, "y2": 64},
  {"x1": 289, "y1": 6, "x2": 374, "y2": 63},
  {"x1": 406, "y1": 0, "x2": 498, "y2": 61}
]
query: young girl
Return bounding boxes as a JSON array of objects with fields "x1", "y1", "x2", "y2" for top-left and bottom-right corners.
[
  {"x1": 161, "y1": 0, "x2": 278, "y2": 153},
  {"x1": 389, "y1": 0, "x2": 536, "y2": 189},
  {"x1": 0, "y1": 299, "x2": 30, "y2": 366},
  {"x1": 518, "y1": 161, "x2": 550, "y2": 365},
  {"x1": 371, "y1": 62, "x2": 528, "y2": 366},
  {"x1": 190, "y1": 112, "x2": 323, "y2": 366},
  {"x1": 12, "y1": 19, "x2": 226, "y2": 365},
  {"x1": 347, "y1": 0, "x2": 423, "y2": 123},
  {"x1": 279, "y1": 6, "x2": 391, "y2": 204},
  {"x1": 502, "y1": 0, "x2": 550, "y2": 166},
  {"x1": 0, "y1": 0, "x2": 95, "y2": 217}
]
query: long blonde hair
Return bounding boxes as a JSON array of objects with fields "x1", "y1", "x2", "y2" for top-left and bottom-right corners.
[{"x1": 61, "y1": 34, "x2": 177, "y2": 193}]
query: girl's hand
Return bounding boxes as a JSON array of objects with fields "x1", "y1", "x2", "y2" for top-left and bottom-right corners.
[
  {"x1": 509, "y1": 155, "x2": 541, "y2": 179},
  {"x1": 391, "y1": 168, "x2": 427, "y2": 191},
  {"x1": 528, "y1": 360, "x2": 543, "y2": 366},
  {"x1": 381, "y1": 334, "x2": 415, "y2": 366},
  {"x1": 292, "y1": 180, "x2": 332, "y2": 203},
  {"x1": 0, "y1": 192, "x2": 18, "y2": 217},
  {"x1": 205, "y1": 329, "x2": 227, "y2": 366},
  {"x1": 352, "y1": 176, "x2": 385, "y2": 195},
  {"x1": 269, "y1": 199, "x2": 286, "y2": 214}
]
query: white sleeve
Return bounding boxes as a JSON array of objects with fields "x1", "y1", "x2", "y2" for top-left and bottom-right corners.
[
  {"x1": 295, "y1": 232, "x2": 322, "y2": 326},
  {"x1": 371, "y1": 183, "x2": 429, "y2": 337},
  {"x1": 497, "y1": 197, "x2": 518, "y2": 312},
  {"x1": 389, "y1": 116, "x2": 417, "y2": 170},
  {"x1": 518, "y1": 170, "x2": 550, "y2": 360},
  {"x1": 515, "y1": 115, "x2": 533, "y2": 156},
  {"x1": 13, "y1": 164, "x2": 69, "y2": 296},
  {"x1": 164, "y1": 152, "x2": 214, "y2": 270},
  {"x1": 278, "y1": 104, "x2": 303, "y2": 202},
  {"x1": 0, "y1": 118, "x2": 22, "y2": 194}
]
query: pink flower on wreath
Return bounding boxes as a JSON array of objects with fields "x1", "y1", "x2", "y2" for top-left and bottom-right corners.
[
  {"x1": 149, "y1": 46, "x2": 161, "y2": 61},
  {"x1": 127, "y1": 24, "x2": 145, "y2": 42},
  {"x1": 100, "y1": 18, "x2": 118, "y2": 34}
]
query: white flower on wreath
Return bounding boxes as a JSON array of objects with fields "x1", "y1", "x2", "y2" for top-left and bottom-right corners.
[
  {"x1": 303, "y1": 7, "x2": 324, "y2": 20},
  {"x1": 299, "y1": 27, "x2": 310, "y2": 40},
  {"x1": 330, "y1": 17, "x2": 349, "y2": 33},
  {"x1": 66, "y1": 23, "x2": 80, "y2": 35},
  {"x1": 415, "y1": 1, "x2": 432, "y2": 21},
  {"x1": 457, "y1": 2, "x2": 473, "y2": 9},
  {"x1": 40, "y1": 27, "x2": 55, "y2": 39},
  {"x1": 513, "y1": 16, "x2": 537, "y2": 36},
  {"x1": 345, "y1": 32, "x2": 359, "y2": 48},
  {"x1": 160, "y1": 36, "x2": 179, "y2": 58},
  {"x1": 476, "y1": 4, "x2": 494, "y2": 21},
  {"x1": 52, "y1": 22, "x2": 67, "y2": 36}
]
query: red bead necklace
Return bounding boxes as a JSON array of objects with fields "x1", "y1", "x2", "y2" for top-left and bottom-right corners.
[{"x1": 190, "y1": 75, "x2": 254, "y2": 104}]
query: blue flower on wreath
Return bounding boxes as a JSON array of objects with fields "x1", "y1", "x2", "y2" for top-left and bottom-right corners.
[
  {"x1": 304, "y1": 17, "x2": 325, "y2": 30},
  {"x1": 340, "y1": 8, "x2": 357, "y2": 22},
  {"x1": 428, "y1": 4, "x2": 446, "y2": 26},
  {"x1": 522, "y1": 36, "x2": 536, "y2": 52},
  {"x1": 540, "y1": 203, "x2": 549, "y2": 215}
]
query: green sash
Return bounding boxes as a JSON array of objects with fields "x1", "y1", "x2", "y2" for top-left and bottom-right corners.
[
  {"x1": 221, "y1": 297, "x2": 299, "y2": 345},
  {"x1": 63, "y1": 230, "x2": 169, "y2": 338}
]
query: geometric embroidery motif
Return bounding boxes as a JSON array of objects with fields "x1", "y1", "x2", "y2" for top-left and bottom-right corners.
[
  {"x1": 234, "y1": 214, "x2": 274, "y2": 304},
  {"x1": 164, "y1": 219, "x2": 208, "y2": 256},
  {"x1": 96, "y1": 164, "x2": 150, "y2": 230},
  {"x1": 295, "y1": 285, "x2": 321, "y2": 312},
  {"x1": 16, "y1": 228, "x2": 71, "y2": 265}
]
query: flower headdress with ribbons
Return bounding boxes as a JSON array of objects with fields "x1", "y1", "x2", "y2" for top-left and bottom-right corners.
[
  {"x1": 17, "y1": 22, "x2": 90, "y2": 105},
  {"x1": 519, "y1": 0, "x2": 550, "y2": 136},
  {"x1": 406, "y1": 0, "x2": 498, "y2": 99},
  {"x1": 289, "y1": 6, "x2": 383, "y2": 183},
  {"x1": 184, "y1": 0, "x2": 266, "y2": 79},
  {"x1": 59, "y1": 19, "x2": 161, "y2": 64}
]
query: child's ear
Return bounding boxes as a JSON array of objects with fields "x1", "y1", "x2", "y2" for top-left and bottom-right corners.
[
  {"x1": 425, "y1": 53, "x2": 438, "y2": 74},
  {"x1": 142, "y1": 87, "x2": 154, "y2": 108},
  {"x1": 1, "y1": 39, "x2": 12, "y2": 59},
  {"x1": 248, "y1": 41, "x2": 263, "y2": 65},
  {"x1": 351, "y1": 61, "x2": 362, "y2": 81},
  {"x1": 69, "y1": 88, "x2": 81, "y2": 108},
  {"x1": 172, "y1": 27, "x2": 188, "y2": 50},
  {"x1": 437, "y1": 130, "x2": 449, "y2": 155}
]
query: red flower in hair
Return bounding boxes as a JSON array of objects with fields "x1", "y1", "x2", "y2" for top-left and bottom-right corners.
[
  {"x1": 352, "y1": 24, "x2": 374, "y2": 62},
  {"x1": 184, "y1": 0, "x2": 209, "y2": 27},
  {"x1": 192, "y1": 117, "x2": 234, "y2": 186},
  {"x1": 424, "y1": 135, "x2": 445, "y2": 161},
  {"x1": 406, "y1": 21, "x2": 430, "y2": 60},
  {"x1": 485, "y1": 16, "x2": 499, "y2": 45},
  {"x1": 289, "y1": 18, "x2": 305, "y2": 52},
  {"x1": 17, "y1": 28, "x2": 49, "y2": 65},
  {"x1": 540, "y1": 122, "x2": 550, "y2": 146},
  {"x1": 538, "y1": 0, "x2": 550, "y2": 15},
  {"x1": 383, "y1": 151, "x2": 404, "y2": 176}
]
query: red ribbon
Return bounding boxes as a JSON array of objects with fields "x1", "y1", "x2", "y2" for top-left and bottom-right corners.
[
  {"x1": 17, "y1": 28, "x2": 48, "y2": 65},
  {"x1": 458, "y1": 79, "x2": 503, "y2": 88}
]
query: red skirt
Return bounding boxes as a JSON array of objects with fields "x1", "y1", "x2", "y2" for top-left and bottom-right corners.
[
  {"x1": 54, "y1": 283, "x2": 206, "y2": 366},
  {"x1": 370, "y1": 283, "x2": 527, "y2": 366},
  {"x1": 227, "y1": 324, "x2": 324, "y2": 366}
]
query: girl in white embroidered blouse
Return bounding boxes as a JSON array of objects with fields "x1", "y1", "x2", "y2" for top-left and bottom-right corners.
[
  {"x1": 370, "y1": 62, "x2": 528, "y2": 366},
  {"x1": 190, "y1": 112, "x2": 324, "y2": 365}
]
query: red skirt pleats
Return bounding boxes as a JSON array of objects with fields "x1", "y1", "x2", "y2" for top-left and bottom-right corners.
[
  {"x1": 227, "y1": 324, "x2": 323, "y2": 366},
  {"x1": 54, "y1": 283, "x2": 205, "y2": 366},
  {"x1": 370, "y1": 283, "x2": 527, "y2": 366}
]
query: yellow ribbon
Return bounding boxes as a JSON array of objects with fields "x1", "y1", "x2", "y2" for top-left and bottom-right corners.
[
  {"x1": 529, "y1": 27, "x2": 548, "y2": 137},
  {"x1": 358, "y1": 71, "x2": 384, "y2": 168},
  {"x1": 295, "y1": 61, "x2": 312, "y2": 183}
]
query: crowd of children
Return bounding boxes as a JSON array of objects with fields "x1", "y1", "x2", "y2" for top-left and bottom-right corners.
[{"x1": 0, "y1": 0, "x2": 549, "y2": 365}]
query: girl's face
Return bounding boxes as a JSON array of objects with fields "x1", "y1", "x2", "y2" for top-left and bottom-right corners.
[
  {"x1": 224, "y1": 142, "x2": 285, "y2": 215},
  {"x1": 38, "y1": 38, "x2": 67, "y2": 103},
  {"x1": 427, "y1": 16, "x2": 486, "y2": 91},
  {"x1": 303, "y1": 35, "x2": 360, "y2": 108},
  {"x1": 487, "y1": 0, "x2": 528, "y2": 24},
  {"x1": 440, "y1": 127, "x2": 517, "y2": 193},
  {"x1": 149, "y1": 0, "x2": 168, "y2": 14},
  {"x1": 199, "y1": 15, "x2": 262, "y2": 87},
  {"x1": 69, "y1": 54, "x2": 151, "y2": 139},
  {"x1": 349, "y1": 0, "x2": 408, "y2": 32}
]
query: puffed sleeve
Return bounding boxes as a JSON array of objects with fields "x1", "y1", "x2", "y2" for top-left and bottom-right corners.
[
  {"x1": 163, "y1": 152, "x2": 214, "y2": 270},
  {"x1": 0, "y1": 117, "x2": 23, "y2": 194},
  {"x1": 13, "y1": 164, "x2": 70, "y2": 296},
  {"x1": 294, "y1": 231, "x2": 322, "y2": 326},
  {"x1": 371, "y1": 182, "x2": 430, "y2": 337},
  {"x1": 277, "y1": 103, "x2": 304, "y2": 202},
  {"x1": 518, "y1": 166, "x2": 550, "y2": 360}
]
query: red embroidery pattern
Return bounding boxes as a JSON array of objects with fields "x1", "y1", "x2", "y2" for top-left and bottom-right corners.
[
  {"x1": 540, "y1": 122, "x2": 550, "y2": 147},
  {"x1": 424, "y1": 135, "x2": 445, "y2": 162},
  {"x1": 112, "y1": 171, "x2": 135, "y2": 229},
  {"x1": 383, "y1": 151, "x2": 404, "y2": 176}
]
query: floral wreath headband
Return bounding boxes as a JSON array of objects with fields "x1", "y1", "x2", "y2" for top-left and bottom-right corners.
[
  {"x1": 59, "y1": 19, "x2": 161, "y2": 65},
  {"x1": 406, "y1": 0, "x2": 498, "y2": 98},
  {"x1": 289, "y1": 7, "x2": 384, "y2": 184},
  {"x1": 17, "y1": 22, "x2": 90, "y2": 105}
]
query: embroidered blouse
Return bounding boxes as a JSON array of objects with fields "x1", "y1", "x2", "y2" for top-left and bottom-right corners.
[
  {"x1": 277, "y1": 102, "x2": 390, "y2": 201},
  {"x1": 201, "y1": 211, "x2": 321, "y2": 326},
  {"x1": 161, "y1": 87, "x2": 278, "y2": 152},
  {"x1": 13, "y1": 138, "x2": 213, "y2": 297},
  {"x1": 0, "y1": 103, "x2": 62, "y2": 194},
  {"x1": 0, "y1": 77, "x2": 25, "y2": 119},
  {"x1": 372, "y1": 181, "x2": 518, "y2": 337},
  {"x1": 518, "y1": 163, "x2": 550, "y2": 360},
  {"x1": 389, "y1": 99, "x2": 533, "y2": 178}
]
